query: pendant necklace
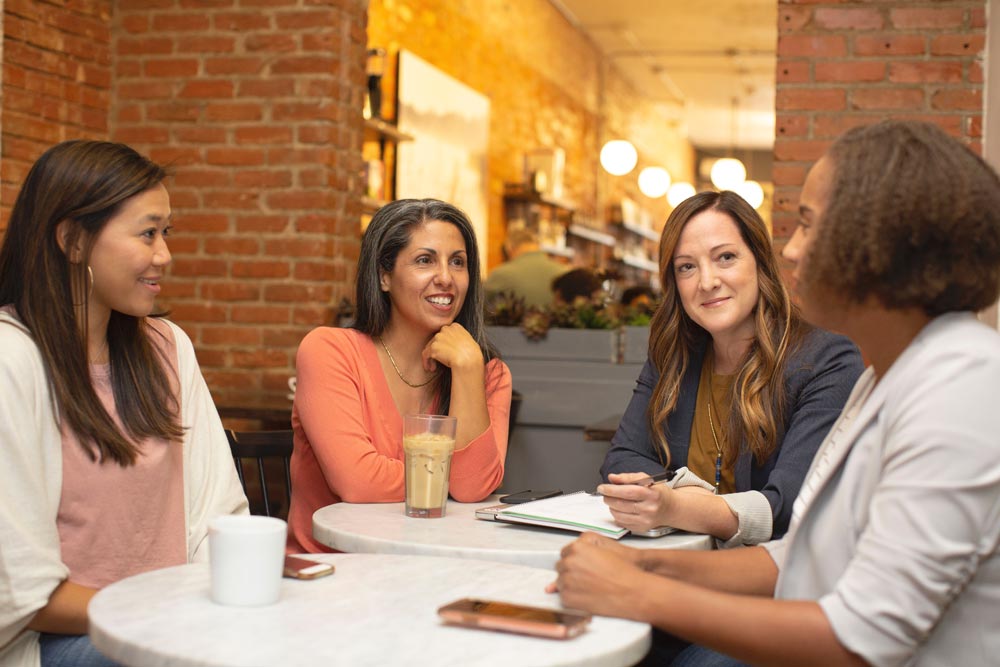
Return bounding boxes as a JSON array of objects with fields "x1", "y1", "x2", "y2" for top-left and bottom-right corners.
[
  {"x1": 378, "y1": 336, "x2": 437, "y2": 388},
  {"x1": 706, "y1": 375, "x2": 723, "y2": 493}
]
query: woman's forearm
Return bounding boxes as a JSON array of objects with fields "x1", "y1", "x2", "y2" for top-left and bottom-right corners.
[
  {"x1": 27, "y1": 580, "x2": 97, "y2": 635},
  {"x1": 638, "y1": 544, "x2": 778, "y2": 596},
  {"x1": 448, "y1": 362, "x2": 490, "y2": 450},
  {"x1": 662, "y1": 488, "x2": 740, "y2": 539}
]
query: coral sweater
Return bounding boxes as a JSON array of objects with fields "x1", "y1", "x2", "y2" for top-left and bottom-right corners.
[{"x1": 287, "y1": 328, "x2": 511, "y2": 553}]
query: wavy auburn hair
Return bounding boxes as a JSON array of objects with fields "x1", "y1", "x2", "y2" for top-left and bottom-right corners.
[
  {"x1": 0, "y1": 140, "x2": 182, "y2": 466},
  {"x1": 647, "y1": 191, "x2": 806, "y2": 467}
]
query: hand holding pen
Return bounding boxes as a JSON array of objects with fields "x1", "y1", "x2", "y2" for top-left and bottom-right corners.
[{"x1": 597, "y1": 470, "x2": 677, "y2": 533}]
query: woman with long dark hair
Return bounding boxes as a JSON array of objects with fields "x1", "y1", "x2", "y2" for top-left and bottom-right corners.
[
  {"x1": 286, "y1": 199, "x2": 511, "y2": 553},
  {"x1": 600, "y1": 191, "x2": 862, "y2": 547},
  {"x1": 0, "y1": 141, "x2": 247, "y2": 667}
]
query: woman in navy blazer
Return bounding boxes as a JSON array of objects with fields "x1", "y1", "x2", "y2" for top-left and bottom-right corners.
[{"x1": 600, "y1": 191, "x2": 862, "y2": 548}]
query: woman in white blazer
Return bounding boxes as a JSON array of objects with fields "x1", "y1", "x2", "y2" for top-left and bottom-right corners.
[{"x1": 551, "y1": 120, "x2": 1000, "y2": 667}]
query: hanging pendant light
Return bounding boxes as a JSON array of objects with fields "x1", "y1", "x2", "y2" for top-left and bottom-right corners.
[
  {"x1": 667, "y1": 182, "x2": 696, "y2": 208},
  {"x1": 735, "y1": 179, "x2": 764, "y2": 209},
  {"x1": 710, "y1": 157, "x2": 747, "y2": 191},
  {"x1": 600, "y1": 140, "x2": 638, "y2": 176},
  {"x1": 638, "y1": 167, "x2": 672, "y2": 198}
]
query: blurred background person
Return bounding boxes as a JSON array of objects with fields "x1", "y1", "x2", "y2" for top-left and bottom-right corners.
[
  {"x1": 552, "y1": 267, "x2": 603, "y2": 305},
  {"x1": 485, "y1": 228, "x2": 567, "y2": 308}
]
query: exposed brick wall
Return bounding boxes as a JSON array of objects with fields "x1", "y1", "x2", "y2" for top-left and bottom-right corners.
[
  {"x1": 111, "y1": 0, "x2": 367, "y2": 404},
  {"x1": 773, "y1": 1, "x2": 986, "y2": 243},
  {"x1": 0, "y1": 0, "x2": 112, "y2": 230},
  {"x1": 367, "y1": 0, "x2": 694, "y2": 269}
]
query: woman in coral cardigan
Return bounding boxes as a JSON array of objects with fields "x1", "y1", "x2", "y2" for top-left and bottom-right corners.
[{"x1": 287, "y1": 199, "x2": 511, "y2": 553}]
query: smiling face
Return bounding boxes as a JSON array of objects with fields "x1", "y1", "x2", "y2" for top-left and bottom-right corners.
[
  {"x1": 85, "y1": 183, "x2": 173, "y2": 325},
  {"x1": 672, "y1": 207, "x2": 759, "y2": 347},
  {"x1": 379, "y1": 219, "x2": 469, "y2": 338}
]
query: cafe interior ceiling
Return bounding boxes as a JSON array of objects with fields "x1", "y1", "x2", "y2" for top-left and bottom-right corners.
[{"x1": 551, "y1": 0, "x2": 778, "y2": 151}]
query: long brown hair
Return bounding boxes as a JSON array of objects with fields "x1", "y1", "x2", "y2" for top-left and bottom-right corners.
[
  {"x1": 647, "y1": 191, "x2": 806, "y2": 467},
  {"x1": 0, "y1": 140, "x2": 183, "y2": 465}
]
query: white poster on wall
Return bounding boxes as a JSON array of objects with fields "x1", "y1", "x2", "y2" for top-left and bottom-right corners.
[{"x1": 396, "y1": 50, "x2": 491, "y2": 276}]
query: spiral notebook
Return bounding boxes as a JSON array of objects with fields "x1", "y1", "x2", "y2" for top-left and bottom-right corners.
[{"x1": 494, "y1": 491, "x2": 630, "y2": 540}]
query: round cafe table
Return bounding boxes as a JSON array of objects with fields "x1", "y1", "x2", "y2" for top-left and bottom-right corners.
[
  {"x1": 88, "y1": 553, "x2": 650, "y2": 667},
  {"x1": 312, "y1": 496, "x2": 712, "y2": 569}
]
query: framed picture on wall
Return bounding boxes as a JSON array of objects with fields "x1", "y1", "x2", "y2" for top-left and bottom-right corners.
[{"x1": 395, "y1": 50, "x2": 491, "y2": 276}]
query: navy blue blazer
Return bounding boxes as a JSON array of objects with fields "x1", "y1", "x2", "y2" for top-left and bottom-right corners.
[{"x1": 601, "y1": 326, "x2": 863, "y2": 539}]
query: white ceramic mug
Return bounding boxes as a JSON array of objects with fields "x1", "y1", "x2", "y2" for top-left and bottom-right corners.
[{"x1": 208, "y1": 515, "x2": 287, "y2": 607}]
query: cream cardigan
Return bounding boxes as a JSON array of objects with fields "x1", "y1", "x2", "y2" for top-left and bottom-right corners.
[{"x1": 0, "y1": 312, "x2": 248, "y2": 667}]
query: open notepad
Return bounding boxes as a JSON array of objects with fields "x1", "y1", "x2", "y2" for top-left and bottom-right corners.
[{"x1": 495, "y1": 491, "x2": 630, "y2": 540}]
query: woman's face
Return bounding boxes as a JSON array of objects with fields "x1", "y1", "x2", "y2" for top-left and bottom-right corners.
[
  {"x1": 380, "y1": 219, "x2": 469, "y2": 338},
  {"x1": 672, "y1": 208, "x2": 759, "y2": 345},
  {"x1": 86, "y1": 183, "x2": 172, "y2": 324},
  {"x1": 783, "y1": 155, "x2": 835, "y2": 326}
]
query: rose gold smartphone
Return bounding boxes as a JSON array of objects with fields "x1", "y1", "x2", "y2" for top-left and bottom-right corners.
[
  {"x1": 437, "y1": 598, "x2": 591, "y2": 639},
  {"x1": 283, "y1": 555, "x2": 335, "y2": 580}
]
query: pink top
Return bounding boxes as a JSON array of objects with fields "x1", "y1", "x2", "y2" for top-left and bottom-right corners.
[
  {"x1": 287, "y1": 328, "x2": 512, "y2": 553},
  {"x1": 57, "y1": 319, "x2": 186, "y2": 588}
]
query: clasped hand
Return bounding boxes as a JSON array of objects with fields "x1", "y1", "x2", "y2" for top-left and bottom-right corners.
[{"x1": 420, "y1": 323, "x2": 482, "y2": 373}]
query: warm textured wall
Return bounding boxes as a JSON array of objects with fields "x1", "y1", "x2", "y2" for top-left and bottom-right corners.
[
  {"x1": 772, "y1": 1, "x2": 986, "y2": 244},
  {"x1": 109, "y1": 0, "x2": 368, "y2": 403},
  {"x1": 367, "y1": 0, "x2": 694, "y2": 269},
  {"x1": 0, "y1": 0, "x2": 112, "y2": 230}
]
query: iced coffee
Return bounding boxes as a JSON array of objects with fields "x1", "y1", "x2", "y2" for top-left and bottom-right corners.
[{"x1": 403, "y1": 415, "x2": 457, "y2": 518}]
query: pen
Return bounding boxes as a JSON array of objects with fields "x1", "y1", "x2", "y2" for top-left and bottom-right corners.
[{"x1": 590, "y1": 469, "x2": 676, "y2": 495}]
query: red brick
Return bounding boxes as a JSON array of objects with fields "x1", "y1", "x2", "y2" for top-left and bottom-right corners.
[
  {"x1": 853, "y1": 34, "x2": 925, "y2": 57},
  {"x1": 262, "y1": 328, "x2": 309, "y2": 348},
  {"x1": 178, "y1": 0, "x2": 235, "y2": 7},
  {"x1": 173, "y1": 127, "x2": 229, "y2": 144},
  {"x1": 889, "y1": 61, "x2": 962, "y2": 84},
  {"x1": 170, "y1": 258, "x2": 229, "y2": 278},
  {"x1": 169, "y1": 304, "x2": 228, "y2": 322},
  {"x1": 205, "y1": 104, "x2": 263, "y2": 121},
  {"x1": 151, "y1": 14, "x2": 211, "y2": 31},
  {"x1": 772, "y1": 187, "x2": 801, "y2": 213},
  {"x1": 969, "y1": 117, "x2": 983, "y2": 139},
  {"x1": 234, "y1": 126, "x2": 294, "y2": 144},
  {"x1": 971, "y1": 7, "x2": 986, "y2": 29},
  {"x1": 812, "y1": 114, "x2": 877, "y2": 139},
  {"x1": 205, "y1": 148, "x2": 266, "y2": 166},
  {"x1": 147, "y1": 102, "x2": 201, "y2": 122},
  {"x1": 213, "y1": 12, "x2": 272, "y2": 31},
  {"x1": 266, "y1": 147, "x2": 332, "y2": 165},
  {"x1": 271, "y1": 56, "x2": 338, "y2": 75},
  {"x1": 245, "y1": 34, "x2": 298, "y2": 52},
  {"x1": 851, "y1": 88, "x2": 924, "y2": 111},
  {"x1": 178, "y1": 214, "x2": 230, "y2": 232},
  {"x1": 264, "y1": 238, "x2": 333, "y2": 257},
  {"x1": 177, "y1": 36, "x2": 236, "y2": 53},
  {"x1": 969, "y1": 61, "x2": 984, "y2": 84},
  {"x1": 115, "y1": 127, "x2": 170, "y2": 144},
  {"x1": 302, "y1": 33, "x2": 337, "y2": 51},
  {"x1": 231, "y1": 305, "x2": 292, "y2": 324},
  {"x1": 264, "y1": 284, "x2": 334, "y2": 302},
  {"x1": 148, "y1": 147, "x2": 203, "y2": 166},
  {"x1": 206, "y1": 237, "x2": 261, "y2": 256},
  {"x1": 178, "y1": 80, "x2": 235, "y2": 98},
  {"x1": 120, "y1": 14, "x2": 149, "y2": 33},
  {"x1": 238, "y1": 79, "x2": 296, "y2": 97},
  {"x1": 236, "y1": 216, "x2": 292, "y2": 233},
  {"x1": 202, "y1": 325, "x2": 263, "y2": 345},
  {"x1": 203, "y1": 191, "x2": 262, "y2": 209},
  {"x1": 292, "y1": 305, "x2": 330, "y2": 326},
  {"x1": 144, "y1": 59, "x2": 200, "y2": 77},
  {"x1": 889, "y1": 7, "x2": 964, "y2": 30},
  {"x1": 773, "y1": 140, "x2": 832, "y2": 162},
  {"x1": 267, "y1": 191, "x2": 338, "y2": 210},
  {"x1": 231, "y1": 349, "x2": 290, "y2": 369},
  {"x1": 776, "y1": 88, "x2": 845, "y2": 112},
  {"x1": 779, "y1": 7, "x2": 811, "y2": 33},
  {"x1": 776, "y1": 61, "x2": 810, "y2": 84},
  {"x1": 162, "y1": 278, "x2": 197, "y2": 298},
  {"x1": 930, "y1": 34, "x2": 985, "y2": 57},
  {"x1": 118, "y1": 37, "x2": 173, "y2": 55},
  {"x1": 234, "y1": 170, "x2": 294, "y2": 187},
  {"x1": 815, "y1": 61, "x2": 885, "y2": 83},
  {"x1": 231, "y1": 261, "x2": 292, "y2": 279},
  {"x1": 275, "y1": 11, "x2": 336, "y2": 30},
  {"x1": 204, "y1": 57, "x2": 265, "y2": 75},
  {"x1": 931, "y1": 89, "x2": 982, "y2": 111},
  {"x1": 814, "y1": 7, "x2": 882, "y2": 31},
  {"x1": 293, "y1": 262, "x2": 337, "y2": 281},
  {"x1": 771, "y1": 164, "x2": 808, "y2": 188},
  {"x1": 273, "y1": 103, "x2": 337, "y2": 121}
]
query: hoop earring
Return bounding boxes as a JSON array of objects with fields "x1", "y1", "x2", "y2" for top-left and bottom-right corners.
[{"x1": 71, "y1": 265, "x2": 94, "y2": 306}]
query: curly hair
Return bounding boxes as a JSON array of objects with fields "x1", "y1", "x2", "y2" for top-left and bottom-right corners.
[
  {"x1": 648, "y1": 191, "x2": 807, "y2": 467},
  {"x1": 803, "y1": 120, "x2": 1000, "y2": 315}
]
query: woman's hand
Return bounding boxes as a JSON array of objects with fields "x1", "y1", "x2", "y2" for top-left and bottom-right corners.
[
  {"x1": 600, "y1": 472, "x2": 679, "y2": 533},
  {"x1": 422, "y1": 323, "x2": 483, "y2": 374},
  {"x1": 547, "y1": 533, "x2": 650, "y2": 619}
]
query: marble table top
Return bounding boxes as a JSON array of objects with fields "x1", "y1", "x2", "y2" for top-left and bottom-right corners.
[
  {"x1": 312, "y1": 496, "x2": 712, "y2": 570},
  {"x1": 89, "y1": 553, "x2": 650, "y2": 667}
]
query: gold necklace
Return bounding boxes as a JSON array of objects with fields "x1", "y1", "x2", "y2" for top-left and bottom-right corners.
[
  {"x1": 706, "y1": 376, "x2": 723, "y2": 493},
  {"x1": 377, "y1": 336, "x2": 437, "y2": 388}
]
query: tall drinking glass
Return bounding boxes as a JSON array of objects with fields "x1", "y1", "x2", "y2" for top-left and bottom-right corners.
[{"x1": 403, "y1": 414, "x2": 457, "y2": 518}]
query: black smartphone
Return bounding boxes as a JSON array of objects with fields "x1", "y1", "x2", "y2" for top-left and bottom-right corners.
[{"x1": 498, "y1": 489, "x2": 562, "y2": 504}]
